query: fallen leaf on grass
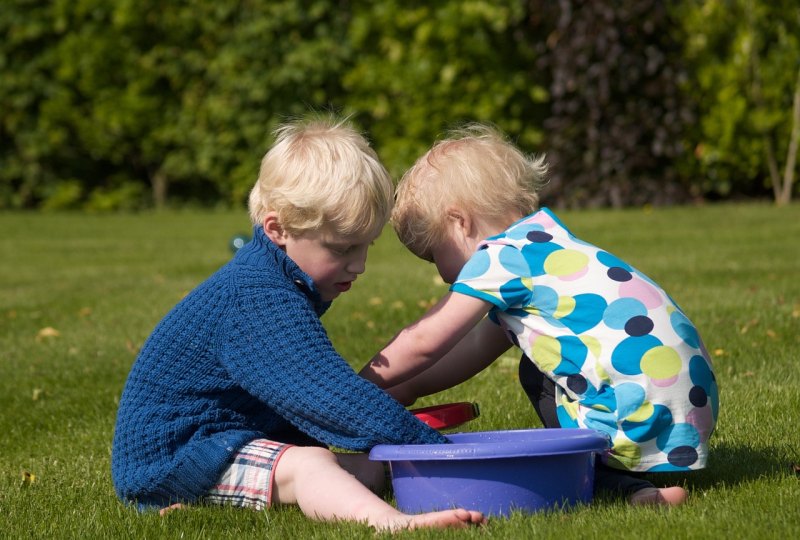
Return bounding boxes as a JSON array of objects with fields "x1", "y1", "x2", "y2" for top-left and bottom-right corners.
[
  {"x1": 713, "y1": 348, "x2": 725, "y2": 357},
  {"x1": 739, "y1": 319, "x2": 758, "y2": 334},
  {"x1": 21, "y1": 471, "x2": 36, "y2": 485},
  {"x1": 32, "y1": 388, "x2": 43, "y2": 401},
  {"x1": 36, "y1": 327, "x2": 60, "y2": 341},
  {"x1": 78, "y1": 306, "x2": 92, "y2": 317},
  {"x1": 765, "y1": 329, "x2": 777, "y2": 339}
]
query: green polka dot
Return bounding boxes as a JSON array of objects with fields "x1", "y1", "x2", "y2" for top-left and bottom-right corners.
[
  {"x1": 594, "y1": 361, "x2": 611, "y2": 384},
  {"x1": 520, "y1": 276, "x2": 533, "y2": 291},
  {"x1": 543, "y1": 249, "x2": 589, "y2": 277},
  {"x1": 582, "y1": 335, "x2": 602, "y2": 361},
  {"x1": 626, "y1": 401, "x2": 654, "y2": 422},
  {"x1": 559, "y1": 394, "x2": 579, "y2": 419},
  {"x1": 612, "y1": 437, "x2": 642, "y2": 465},
  {"x1": 554, "y1": 296, "x2": 576, "y2": 319},
  {"x1": 641, "y1": 346, "x2": 682, "y2": 379},
  {"x1": 532, "y1": 335, "x2": 561, "y2": 372}
]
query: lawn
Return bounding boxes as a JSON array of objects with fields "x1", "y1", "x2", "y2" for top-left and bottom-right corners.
[{"x1": 1, "y1": 203, "x2": 798, "y2": 539}]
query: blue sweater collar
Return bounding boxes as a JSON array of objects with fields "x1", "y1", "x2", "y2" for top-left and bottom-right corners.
[{"x1": 235, "y1": 225, "x2": 331, "y2": 315}]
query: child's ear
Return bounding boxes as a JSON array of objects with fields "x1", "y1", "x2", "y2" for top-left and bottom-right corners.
[
  {"x1": 262, "y1": 212, "x2": 288, "y2": 246},
  {"x1": 446, "y1": 208, "x2": 473, "y2": 236}
]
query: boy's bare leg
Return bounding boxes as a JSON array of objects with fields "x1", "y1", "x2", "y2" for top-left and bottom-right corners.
[
  {"x1": 273, "y1": 446, "x2": 486, "y2": 531},
  {"x1": 629, "y1": 486, "x2": 688, "y2": 506},
  {"x1": 334, "y1": 452, "x2": 386, "y2": 494}
]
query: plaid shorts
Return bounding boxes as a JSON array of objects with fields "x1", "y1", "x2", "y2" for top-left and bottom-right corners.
[{"x1": 205, "y1": 439, "x2": 291, "y2": 510}]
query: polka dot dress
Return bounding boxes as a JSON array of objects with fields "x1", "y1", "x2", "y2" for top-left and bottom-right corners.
[{"x1": 451, "y1": 208, "x2": 719, "y2": 472}]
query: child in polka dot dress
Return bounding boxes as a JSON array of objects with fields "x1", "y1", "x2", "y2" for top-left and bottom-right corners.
[{"x1": 360, "y1": 124, "x2": 718, "y2": 506}]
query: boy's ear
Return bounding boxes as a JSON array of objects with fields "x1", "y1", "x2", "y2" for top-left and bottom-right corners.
[{"x1": 262, "y1": 212, "x2": 288, "y2": 246}]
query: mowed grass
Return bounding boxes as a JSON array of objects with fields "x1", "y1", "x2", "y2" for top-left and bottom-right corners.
[{"x1": 1, "y1": 203, "x2": 798, "y2": 539}]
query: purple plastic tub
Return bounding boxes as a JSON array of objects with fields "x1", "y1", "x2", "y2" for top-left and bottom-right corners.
[{"x1": 369, "y1": 429, "x2": 609, "y2": 517}]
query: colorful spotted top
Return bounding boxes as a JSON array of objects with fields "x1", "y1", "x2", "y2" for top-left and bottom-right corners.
[{"x1": 451, "y1": 208, "x2": 718, "y2": 472}]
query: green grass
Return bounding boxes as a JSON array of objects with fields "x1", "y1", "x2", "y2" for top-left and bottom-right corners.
[{"x1": 1, "y1": 203, "x2": 798, "y2": 539}]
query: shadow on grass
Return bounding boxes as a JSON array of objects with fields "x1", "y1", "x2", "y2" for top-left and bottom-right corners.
[{"x1": 644, "y1": 441, "x2": 798, "y2": 492}]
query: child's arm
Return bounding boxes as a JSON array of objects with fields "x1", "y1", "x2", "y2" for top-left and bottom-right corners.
[
  {"x1": 359, "y1": 291, "x2": 498, "y2": 390},
  {"x1": 381, "y1": 316, "x2": 511, "y2": 406}
]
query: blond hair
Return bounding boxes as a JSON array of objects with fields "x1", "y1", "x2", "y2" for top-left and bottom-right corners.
[
  {"x1": 248, "y1": 115, "x2": 393, "y2": 238},
  {"x1": 393, "y1": 124, "x2": 547, "y2": 261}
]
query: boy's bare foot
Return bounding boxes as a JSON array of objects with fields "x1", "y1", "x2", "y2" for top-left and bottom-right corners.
[
  {"x1": 629, "y1": 486, "x2": 688, "y2": 507},
  {"x1": 159, "y1": 503, "x2": 185, "y2": 516},
  {"x1": 377, "y1": 508, "x2": 487, "y2": 532}
]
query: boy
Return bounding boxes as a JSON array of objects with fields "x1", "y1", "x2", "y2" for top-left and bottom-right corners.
[
  {"x1": 111, "y1": 116, "x2": 485, "y2": 531},
  {"x1": 360, "y1": 124, "x2": 718, "y2": 506}
]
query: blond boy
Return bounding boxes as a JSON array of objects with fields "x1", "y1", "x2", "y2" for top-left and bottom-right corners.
[{"x1": 112, "y1": 116, "x2": 485, "y2": 530}]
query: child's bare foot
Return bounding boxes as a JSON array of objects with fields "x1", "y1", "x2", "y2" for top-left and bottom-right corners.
[
  {"x1": 376, "y1": 508, "x2": 486, "y2": 532},
  {"x1": 629, "y1": 486, "x2": 688, "y2": 507},
  {"x1": 159, "y1": 503, "x2": 185, "y2": 516}
]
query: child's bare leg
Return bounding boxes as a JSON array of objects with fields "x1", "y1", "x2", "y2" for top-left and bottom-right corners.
[
  {"x1": 335, "y1": 452, "x2": 386, "y2": 494},
  {"x1": 273, "y1": 446, "x2": 485, "y2": 531},
  {"x1": 629, "y1": 486, "x2": 688, "y2": 506}
]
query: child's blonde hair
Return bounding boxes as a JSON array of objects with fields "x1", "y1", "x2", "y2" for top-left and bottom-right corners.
[
  {"x1": 248, "y1": 115, "x2": 393, "y2": 238},
  {"x1": 393, "y1": 124, "x2": 548, "y2": 261}
]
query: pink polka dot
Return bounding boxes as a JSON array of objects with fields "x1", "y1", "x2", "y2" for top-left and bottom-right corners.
[
  {"x1": 559, "y1": 267, "x2": 589, "y2": 281},
  {"x1": 618, "y1": 277, "x2": 663, "y2": 309},
  {"x1": 686, "y1": 404, "x2": 714, "y2": 443},
  {"x1": 650, "y1": 375, "x2": 679, "y2": 387}
]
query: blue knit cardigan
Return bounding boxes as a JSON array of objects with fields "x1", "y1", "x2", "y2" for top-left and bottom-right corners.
[{"x1": 111, "y1": 226, "x2": 447, "y2": 508}]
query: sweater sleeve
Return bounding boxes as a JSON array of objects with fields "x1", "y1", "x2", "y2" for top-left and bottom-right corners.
[{"x1": 219, "y1": 285, "x2": 448, "y2": 451}]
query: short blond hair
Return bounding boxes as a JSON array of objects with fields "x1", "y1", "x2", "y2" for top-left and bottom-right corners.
[
  {"x1": 393, "y1": 124, "x2": 547, "y2": 261},
  {"x1": 248, "y1": 115, "x2": 393, "y2": 238}
]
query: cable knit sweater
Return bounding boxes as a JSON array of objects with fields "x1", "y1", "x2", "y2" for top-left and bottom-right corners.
[{"x1": 111, "y1": 225, "x2": 447, "y2": 508}]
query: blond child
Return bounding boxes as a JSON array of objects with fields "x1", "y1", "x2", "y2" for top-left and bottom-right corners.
[
  {"x1": 111, "y1": 116, "x2": 485, "y2": 531},
  {"x1": 360, "y1": 124, "x2": 718, "y2": 506}
]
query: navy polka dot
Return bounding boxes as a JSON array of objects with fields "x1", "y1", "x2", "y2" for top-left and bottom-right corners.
[
  {"x1": 526, "y1": 231, "x2": 553, "y2": 243},
  {"x1": 667, "y1": 446, "x2": 698, "y2": 467},
  {"x1": 624, "y1": 315, "x2": 654, "y2": 337},
  {"x1": 607, "y1": 267, "x2": 633, "y2": 282},
  {"x1": 689, "y1": 385, "x2": 708, "y2": 407},
  {"x1": 566, "y1": 374, "x2": 588, "y2": 394}
]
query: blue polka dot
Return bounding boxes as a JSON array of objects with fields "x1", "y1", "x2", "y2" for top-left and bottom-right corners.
[
  {"x1": 670, "y1": 310, "x2": 700, "y2": 348},
  {"x1": 521, "y1": 242, "x2": 563, "y2": 277},
  {"x1": 621, "y1": 404, "x2": 673, "y2": 442},
  {"x1": 530, "y1": 285, "x2": 559, "y2": 315},
  {"x1": 551, "y1": 336, "x2": 588, "y2": 376},
  {"x1": 558, "y1": 293, "x2": 607, "y2": 334},
  {"x1": 656, "y1": 422, "x2": 700, "y2": 453},
  {"x1": 498, "y1": 245, "x2": 530, "y2": 276},
  {"x1": 603, "y1": 298, "x2": 647, "y2": 330},
  {"x1": 610, "y1": 335, "x2": 662, "y2": 375},
  {"x1": 583, "y1": 409, "x2": 618, "y2": 440},
  {"x1": 689, "y1": 355, "x2": 714, "y2": 390},
  {"x1": 580, "y1": 384, "x2": 617, "y2": 411},
  {"x1": 597, "y1": 251, "x2": 632, "y2": 271},
  {"x1": 614, "y1": 382, "x2": 646, "y2": 419},
  {"x1": 457, "y1": 248, "x2": 491, "y2": 280},
  {"x1": 556, "y1": 405, "x2": 580, "y2": 428},
  {"x1": 497, "y1": 278, "x2": 532, "y2": 307}
]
